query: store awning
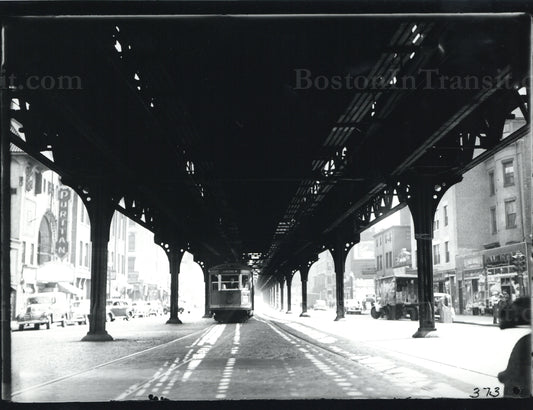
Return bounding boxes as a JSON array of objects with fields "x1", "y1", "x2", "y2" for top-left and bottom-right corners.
[{"x1": 57, "y1": 282, "x2": 84, "y2": 296}]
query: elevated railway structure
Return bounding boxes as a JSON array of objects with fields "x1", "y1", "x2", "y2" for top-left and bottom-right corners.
[{"x1": 1, "y1": 7, "x2": 530, "y2": 395}]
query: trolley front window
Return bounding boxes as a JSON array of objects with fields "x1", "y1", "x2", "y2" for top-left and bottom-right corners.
[{"x1": 220, "y1": 274, "x2": 240, "y2": 290}]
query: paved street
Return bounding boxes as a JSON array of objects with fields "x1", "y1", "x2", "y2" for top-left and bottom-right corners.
[{"x1": 9, "y1": 305, "x2": 529, "y2": 402}]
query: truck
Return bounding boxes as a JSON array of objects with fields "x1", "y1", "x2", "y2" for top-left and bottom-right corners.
[{"x1": 371, "y1": 273, "x2": 419, "y2": 321}]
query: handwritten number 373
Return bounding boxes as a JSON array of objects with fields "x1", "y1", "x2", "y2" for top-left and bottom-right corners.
[{"x1": 470, "y1": 387, "x2": 500, "y2": 398}]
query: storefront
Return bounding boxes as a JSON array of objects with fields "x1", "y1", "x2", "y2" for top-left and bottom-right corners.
[
  {"x1": 483, "y1": 242, "x2": 528, "y2": 301},
  {"x1": 433, "y1": 270, "x2": 458, "y2": 311},
  {"x1": 456, "y1": 253, "x2": 485, "y2": 315}
]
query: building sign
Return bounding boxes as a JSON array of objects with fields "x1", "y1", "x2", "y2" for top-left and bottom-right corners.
[
  {"x1": 56, "y1": 188, "x2": 71, "y2": 258},
  {"x1": 463, "y1": 255, "x2": 483, "y2": 269}
]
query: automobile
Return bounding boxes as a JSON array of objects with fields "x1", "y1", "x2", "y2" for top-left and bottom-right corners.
[
  {"x1": 499, "y1": 296, "x2": 531, "y2": 329},
  {"x1": 344, "y1": 299, "x2": 363, "y2": 315},
  {"x1": 434, "y1": 293, "x2": 455, "y2": 321},
  {"x1": 16, "y1": 292, "x2": 70, "y2": 330},
  {"x1": 106, "y1": 299, "x2": 133, "y2": 320},
  {"x1": 131, "y1": 301, "x2": 149, "y2": 318},
  {"x1": 69, "y1": 299, "x2": 116, "y2": 323},
  {"x1": 146, "y1": 301, "x2": 164, "y2": 316},
  {"x1": 313, "y1": 300, "x2": 327, "y2": 311}
]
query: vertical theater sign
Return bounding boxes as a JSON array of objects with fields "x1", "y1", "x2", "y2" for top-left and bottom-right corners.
[{"x1": 56, "y1": 187, "x2": 71, "y2": 258}]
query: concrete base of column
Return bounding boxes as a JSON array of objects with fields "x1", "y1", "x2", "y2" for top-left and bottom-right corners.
[
  {"x1": 286, "y1": 310, "x2": 292, "y2": 314},
  {"x1": 334, "y1": 315, "x2": 345, "y2": 321},
  {"x1": 166, "y1": 317, "x2": 183, "y2": 324},
  {"x1": 202, "y1": 314, "x2": 212, "y2": 318},
  {"x1": 299, "y1": 312, "x2": 310, "y2": 317},
  {"x1": 412, "y1": 327, "x2": 438, "y2": 338},
  {"x1": 81, "y1": 331, "x2": 113, "y2": 342}
]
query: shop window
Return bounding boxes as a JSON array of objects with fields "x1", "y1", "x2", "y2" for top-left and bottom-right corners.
[
  {"x1": 502, "y1": 160, "x2": 514, "y2": 187},
  {"x1": 505, "y1": 199, "x2": 517, "y2": 229},
  {"x1": 488, "y1": 171, "x2": 495, "y2": 195},
  {"x1": 472, "y1": 279, "x2": 479, "y2": 293},
  {"x1": 490, "y1": 207, "x2": 497, "y2": 234}
]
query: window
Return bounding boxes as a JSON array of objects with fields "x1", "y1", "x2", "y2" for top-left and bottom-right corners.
[
  {"x1": 128, "y1": 257, "x2": 136, "y2": 273},
  {"x1": 80, "y1": 202, "x2": 84, "y2": 223},
  {"x1": 121, "y1": 255, "x2": 125, "y2": 274},
  {"x1": 490, "y1": 207, "x2": 497, "y2": 234},
  {"x1": 445, "y1": 241, "x2": 450, "y2": 263},
  {"x1": 21, "y1": 241, "x2": 26, "y2": 264},
  {"x1": 502, "y1": 160, "x2": 515, "y2": 187},
  {"x1": 211, "y1": 275, "x2": 219, "y2": 291},
  {"x1": 443, "y1": 205, "x2": 448, "y2": 226},
  {"x1": 220, "y1": 274, "x2": 240, "y2": 290},
  {"x1": 505, "y1": 199, "x2": 517, "y2": 228},
  {"x1": 79, "y1": 241, "x2": 83, "y2": 265},
  {"x1": 34, "y1": 171, "x2": 42, "y2": 195},
  {"x1": 30, "y1": 243, "x2": 34, "y2": 265},
  {"x1": 433, "y1": 244, "x2": 440, "y2": 265},
  {"x1": 84, "y1": 243, "x2": 89, "y2": 266},
  {"x1": 128, "y1": 232, "x2": 136, "y2": 252},
  {"x1": 433, "y1": 217, "x2": 439, "y2": 231},
  {"x1": 489, "y1": 171, "x2": 495, "y2": 196}
]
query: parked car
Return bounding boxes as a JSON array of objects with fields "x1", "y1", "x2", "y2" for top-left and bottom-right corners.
[
  {"x1": 106, "y1": 299, "x2": 133, "y2": 320},
  {"x1": 146, "y1": 301, "x2": 164, "y2": 316},
  {"x1": 17, "y1": 292, "x2": 70, "y2": 330},
  {"x1": 344, "y1": 299, "x2": 363, "y2": 315},
  {"x1": 434, "y1": 293, "x2": 455, "y2": 321},
  {"x1": 131, "y1": 301, "x2": 149, "y2": 318},
  {"x1": 313, "y1": 300, "x2": 327, "y2": 311},
  {"x1": 71, "y1": 299, "x2": 115, "y2": 323}
]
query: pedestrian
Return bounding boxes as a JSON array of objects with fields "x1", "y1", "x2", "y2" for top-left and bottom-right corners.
[
  {"x1": 492, "y1": 293, "x2": 501, "y2": 324},
  {"x1": 497, "y1": 292, "x2": 510, "y2": 323}
]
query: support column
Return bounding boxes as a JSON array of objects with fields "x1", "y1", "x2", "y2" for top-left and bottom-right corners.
[
  {"x1": 299, "y1": 265, "x2": 310, "y2": 317},
  {"x1": 279, "y1": 278, "x2": 285, "y2": 312},
  {"x1": 400, "y1": 176, "x2": 460, "y2": 338},
  {"x1": 286, "y1": 274, "x2": 293, "y2": 314},
  {"x1": 1, "y1": 22, "x2": 12, "y2": 396},
  {"x1": 79, "y1": 184, "x2": 117, "y2": 342},
  {"x1": 203, "y1": 269, "x2": 211, "y2": 318},
  {"x1": 166, "y1": 247, "x2": 184, "y2": 324},
  {"x1": 330, "y1": 235, "x2": 349, "y2": 321}
]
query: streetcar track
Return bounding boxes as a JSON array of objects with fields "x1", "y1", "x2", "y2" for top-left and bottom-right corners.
[
  {"x1": 11, "y1": 326, "x2": 214, "y2": 398},
  {"x1": 118, "y1": 322, "x2": 240, "y2": 400}
]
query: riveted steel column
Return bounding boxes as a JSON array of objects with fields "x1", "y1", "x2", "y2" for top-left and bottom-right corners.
[
  {"x1": 166, "y1": 247, "x2": 184, "y2": 324},
  {"x1": 1, "y1": 20, "x2": 12, "y2": 398},
  {"x1": 401, "y1": 176, "x2": 460, "y2": 338},
  {"x1": 81, "y1": 185, "x2": 116, "y2": 342},
  {"x1": 299, "y1": 265, "x2": 310, "y2": 317},
  {"x1": 286, "y1": 274, "x2": 292, "y2": 314},
  {"x1": 203, "y1": 269, "x2": 211, "y2": 318},
  {"x1": 332, "y1": 236, "x2": 347, "y2": 321}
]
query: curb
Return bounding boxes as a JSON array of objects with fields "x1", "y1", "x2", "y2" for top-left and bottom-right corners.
[{"x1": 452, "y1": 320, "x2": 498, "y2": 327}]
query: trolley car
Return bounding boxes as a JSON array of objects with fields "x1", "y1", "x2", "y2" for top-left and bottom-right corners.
[{"x1": 208, "y1": 263, "x2": 254, "y2": 322}]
